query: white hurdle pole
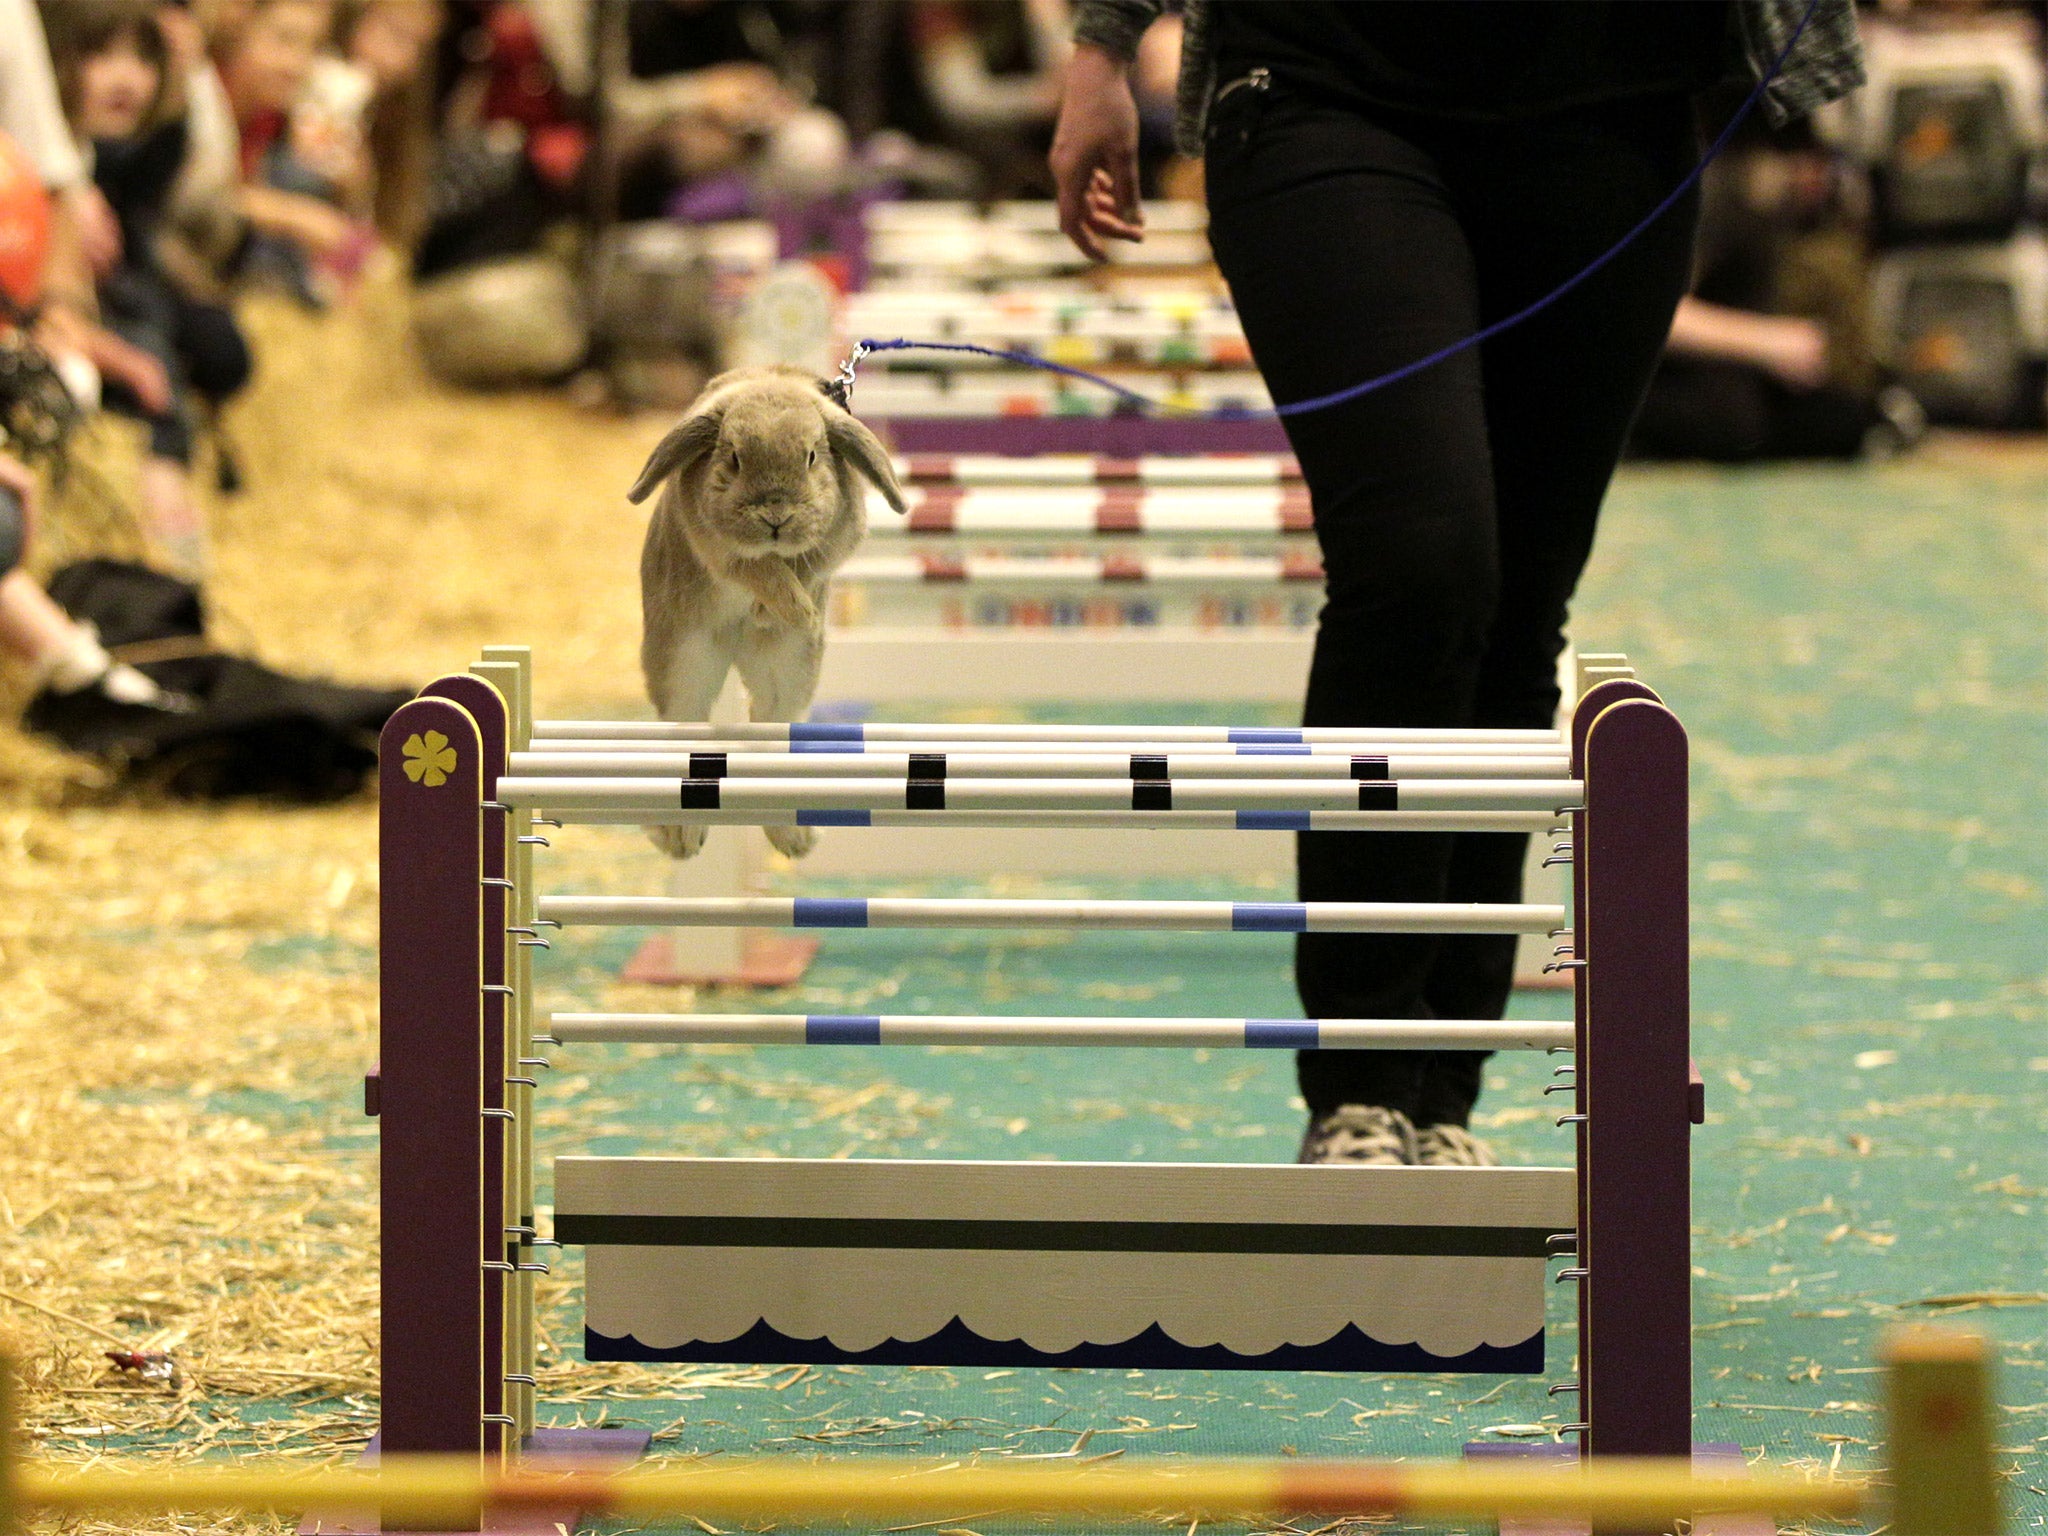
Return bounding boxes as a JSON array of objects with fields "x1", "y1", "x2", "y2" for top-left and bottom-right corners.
[
  {"x1": 549, "y1": 1012, "x2": 1575, "y2": 1050},
  {"x1": 531, "y1": 720, "x2": 1563, "y2": 745},
  {"x1": 497, "y1": 777, "x2": 1581, "y2": 814},
  {"x1": 509, "y1": 751, "x2": 1573, "y2": 780},
  {"x1": 895, "y1": 452, "x2": 1302, "y2": 485},
  {"x1": 840, "y1": 553, "x2": 1318, "y2": 583},
  {"x1": 525, "y1": 737, "x2": 1568, "y2": 758},
  {"x1": 538, "y1": 895, "x2": 1568, "y2": 933},
  {"x1": 541, "y1": 809, "x2": 1556, "y2": 832}
]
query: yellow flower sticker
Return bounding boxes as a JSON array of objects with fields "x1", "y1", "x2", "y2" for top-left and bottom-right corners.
[{"x1": 401, "y1": 730, "x2": 459, "y2": 788}]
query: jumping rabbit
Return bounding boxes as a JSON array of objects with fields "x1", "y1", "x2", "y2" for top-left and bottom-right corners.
[{"x1": 630, "y1": 365, "x2": 906, "y2": 860}]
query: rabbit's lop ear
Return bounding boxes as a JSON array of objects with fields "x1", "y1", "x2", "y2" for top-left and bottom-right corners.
[
  {"x1": 825, "y1": 412, "x2": 906, "y2": 514},
  {"x1": 628, "y1": 406, "x2": 723, "y2": 504}
]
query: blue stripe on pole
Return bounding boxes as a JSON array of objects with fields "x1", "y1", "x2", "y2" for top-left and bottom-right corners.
[
  {"x1": 793, "y1": 898, "x2": 869, "y2": 928},
  {"x1": 1229, "y1": 728, "x2": 1305, "y2": 744},
  {"x1": 791, "y1": 722, "x2": 864, "y2": 742},
  {"x1": 792, "y1": 741, "x2": 862, "y2": 753},
  {"x1": 1235, "y1": 744, "x2": 1311, "y2": 756},
  {"x1": 1237, "y1": 810, "x2": 1311, "y2": 831},
  {"x1": 806, "y1": 1015, "x2": 883, "y2": 1044},
  {"x1": 1245, "y1": 1019, "x2": 1321, "y2": 1049},
  {"x1": 1232, "y1": 902, "x2": 1308, "y2": 932},
  {"x1": 798, "y1": 809, "x2": 873, "y2": 826}
]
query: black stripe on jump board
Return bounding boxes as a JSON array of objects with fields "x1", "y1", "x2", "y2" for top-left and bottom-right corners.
[
  {"x1": 688, "y1": 752, "x2": 729, "y2": 779},
  {"x1": 1131, "y1": 781, "x2": 1173, "y2": 811},
  {"x1": 679, "y1": 779, "x2": 722, "y2": 809},
  {"x1": 1350, "y1": 755, "x2": 1390, "y2": 780},
  {"x1": 905, "y1": 780, "x2": 946, "y2": 809},
  {"x1": 556, "y1": 1214, "x2": 1553, "y2": 1257},
  {"x1": 907, "y1": 753, "x2": 947, "y2": 782},
  {"x1": 1357, "y1": 781, "x2": 1398, "y2": 809}
]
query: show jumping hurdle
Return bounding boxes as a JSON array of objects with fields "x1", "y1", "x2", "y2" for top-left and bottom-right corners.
[
  {"x1": 830, "y1": 453, "x2": 1319, "y2": 705},
  {"x1": 367, "y1": 646, "x2": 1696, "y2": 1516},
  {"x1": 632, "y1": 447, "x2": 1340, "y2": 983}
]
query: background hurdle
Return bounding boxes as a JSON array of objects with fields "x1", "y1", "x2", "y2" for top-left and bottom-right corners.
[
  {"x1": 625, "y1": 457, "x2": 1577, "y2": 985},
  {"x1": 366, "y1": 648, "x2": 1697, "y2": 1521}
]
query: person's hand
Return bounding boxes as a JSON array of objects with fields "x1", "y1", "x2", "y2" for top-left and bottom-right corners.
[
  {"x1": 694, "y1": 63, "x2": 793, "y2": 134},
  {"x1": 1755, "y1": 316, "x2": 1829, "y2": 389},
  {"x1": 157, "y1": 4, "x2": 205, "y2": 72},
  {"x1": 99, "y1": 336, "x2": 174, "y2": 414},
  {"x1": 260, "y1": 189, "x2": 355, "y2": 258},
  {"x1": 62, "y1": 184, "x2": 123, "y2": 275},
  {"x1": 1050, "y1": 43, "x2": 1144, "y2": 261}
]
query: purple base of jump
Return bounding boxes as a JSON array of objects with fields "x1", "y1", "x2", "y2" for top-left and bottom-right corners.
[
  {"x1": 877, "y1": 415, "x2": 1293, "y2": 456},
  {"x1": 297, "y1": 1428, "x2": 651, "y2": 1536}
]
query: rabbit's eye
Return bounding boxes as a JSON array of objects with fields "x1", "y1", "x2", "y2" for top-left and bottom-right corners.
[
  {"x1": 728, "y1": 449, "x2": 740, "y2": 471},
  {"x1": 807, "y1": 449, "x2": 817, "y2": 467}
]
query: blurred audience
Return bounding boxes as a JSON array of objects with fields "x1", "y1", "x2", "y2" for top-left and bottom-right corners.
[
  {"x1": 609, "y1": 0, "x2": 855, "y2": 221},
  {"x1": 42, "y1": 0, "x2": 253, "y2": 573},
  {"x1": 1634, "y1": 118, "x2": 1928, "y2": 463},
  {"x1": 0, "y1": 0, "x2": 2042, "y2": 678},
  {"x1": 411, "y1": 1, "x2": 581, "y2": 278},
  {"x1": 214, "y1": 0, "x2": 377, "y2": 303},
  {"x1": 908, "y1": 0, "x2": 1069, "y2": 197}
]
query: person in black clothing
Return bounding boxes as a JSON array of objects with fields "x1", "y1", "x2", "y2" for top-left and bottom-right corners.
[
  {"x1": 1051, "y1": 2, "x2": 1860, "y2": 1165},
  {"x1": 1632, "y1": 118, "x2": 1922, "y2": 462}
]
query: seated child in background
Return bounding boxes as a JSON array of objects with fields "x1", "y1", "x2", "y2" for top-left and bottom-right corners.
[
  {"x1": 301, "y1": 0, "x2": 440, "y2": 244},
  {"x1": 212, "y1": 0, "x2": 373, "y2": 304},
  {"x1": 41, "y1": 0, "x2": 252, "y2": 577},
  {"x1": 156, "y1": 0, "x2": 246, "y2": 288}
]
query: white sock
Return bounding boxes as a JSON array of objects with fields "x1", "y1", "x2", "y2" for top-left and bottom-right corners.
[
  {"x1": 41, "y1": 624, "x2": 114, "y2": 692},
  {"x1": 40, "y1": 624, "x2": 177, "y2": 708},
  {"x1": 99, "y1": 662, "x2": 173, "y2": 706}
]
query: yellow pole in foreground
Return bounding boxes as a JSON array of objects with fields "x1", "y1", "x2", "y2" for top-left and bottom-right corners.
[
  {"x1": 1, "y1": 1351, "x2": 19, "y2": 1536},
  {"x1": 16, "y1": 1456, "x2": 1869, "y2": 1527},
  {"x1": 1885, "y1": 1325, "x2": 2001, "y2": 1536}
]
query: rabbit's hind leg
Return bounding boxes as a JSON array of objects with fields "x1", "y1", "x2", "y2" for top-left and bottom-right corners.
[
  {"x1": 643, "y1": 626, "x2": 740, "y2": 859},
  {"x1": 645, "y1": 623, "x2": 740, "y2": 724},
  {"x1": 649, "y1": 823, "x2": 707, "y2": 860},
  {"x1": 735, "y1": 621, "x2": 824, "y2": 858}
]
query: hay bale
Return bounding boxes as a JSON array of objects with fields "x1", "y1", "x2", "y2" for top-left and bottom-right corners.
[{"x1": 410, "y1": 255, "x2": 588, "y2": 387}]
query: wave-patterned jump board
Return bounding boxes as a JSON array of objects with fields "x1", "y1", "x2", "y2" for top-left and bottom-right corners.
[
  {"x1": 588, "y1": 1318, "x2": 1544, "y2": 1374},
  {"x1": 559, "y1": 1158, "x2": 1575, "y2": 1376}
]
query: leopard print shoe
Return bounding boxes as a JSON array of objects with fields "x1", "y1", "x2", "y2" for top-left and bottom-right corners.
[
  {"x1": 1414, "y1": 1122, "x2": 1498, "y2": 1166},
  {"x1": 1296, "y1": 1105, "x2": 1419, "y2": 1165}
]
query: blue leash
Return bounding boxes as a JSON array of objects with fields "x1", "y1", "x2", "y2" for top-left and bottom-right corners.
[{"x1": 834, "y1": 0, "x2": 1820, "y2": 422}]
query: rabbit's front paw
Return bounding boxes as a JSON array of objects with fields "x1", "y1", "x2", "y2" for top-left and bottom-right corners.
[
  {"x1": 764, "y1": 823, "x2": 816, "y2": 859},
  {"x1": 751, "y1": 594, "x2": 817, "y2": 628},
  {"x1": 648, "y1": 823, "x2": 707, "y2": 860}
]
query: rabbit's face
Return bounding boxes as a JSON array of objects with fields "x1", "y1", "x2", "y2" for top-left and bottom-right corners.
[{"x1": 700, "y1": 394, "x2": 841, "y2": 558}]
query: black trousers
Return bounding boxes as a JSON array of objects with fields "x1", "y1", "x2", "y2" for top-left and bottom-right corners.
[
  {"x1": 1204, "y1": 84, "x2": 1700, "y2": 1124},
  {"x1": 99, "y1": 264, "x2": 253, "y2": 465}
]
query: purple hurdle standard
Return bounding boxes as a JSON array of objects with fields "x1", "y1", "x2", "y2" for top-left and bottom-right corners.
[
  {"x1": 1574, "y1": 681, "x2": 1697, "y2": 1462},
  {"x1": 352, "y1": 673, "x2": 647, "y2": 1536},
  {"x1": 363, "y1": 654, "x2": 1700, "y2": 1533}
]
